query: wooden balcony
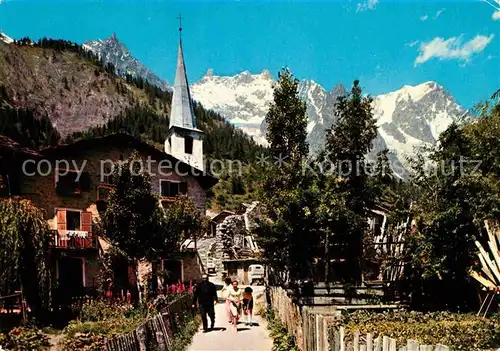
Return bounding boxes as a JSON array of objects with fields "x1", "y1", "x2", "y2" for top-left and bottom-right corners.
[{"x1": 51, "y1": 230, "x2": 97, "y2": 249}]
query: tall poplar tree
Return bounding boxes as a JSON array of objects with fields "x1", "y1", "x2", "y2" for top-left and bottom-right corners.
[
  {"x1": 258, "y1": 68, "x2": 319, "y2": 284},
  {"x1": 319, "y1": 80, "x2": 378, "y2": 281}
]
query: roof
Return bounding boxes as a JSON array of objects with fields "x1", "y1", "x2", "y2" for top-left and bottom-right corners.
[
  {"x1": 169, "y1": 39, "x2": 197, "y2": 131},
  {"x1": 0, "y1": 135, "x2": 42, "y2": 157},
  {"x1": 222, "y1": 258, "x2": 261, "y2": 264},
  {"x1": 211, "y1": 210, "x2": 236, "y2": 223},
  {"x1": 40, "y1": 133, "x2": 218, "y2": 188}
]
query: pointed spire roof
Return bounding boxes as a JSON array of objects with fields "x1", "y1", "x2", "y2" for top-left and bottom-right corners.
[{"x1": 169, "y1": 38, "x2": 197, "y2": 130}]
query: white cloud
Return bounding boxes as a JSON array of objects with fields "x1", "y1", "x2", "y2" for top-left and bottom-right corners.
[
  {"x1": 420, "y1": 9, "x2": 444, "y2": 21},
  {"x1": 407, "y1": 40, "x2": 419, "y2": 47},
  {"x1": 434, "y1": 8, "x2": 445, "y2": 19},
  {"x1": 414, "y1": 34, "x2": 495, "y2": 66},
  {"x1": 356, "y1": 0, "x2": 378, "y2": 12},
  {"x1": 493, "y1": 10, "x2": 500, "y2": 20}
]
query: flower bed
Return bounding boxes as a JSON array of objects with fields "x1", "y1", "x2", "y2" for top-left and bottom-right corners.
[
  {"x1": 0, "y1": 327, "x2": 50, "y2": 351},
  {"x1": 330, "y1": 310, "x2": 500, "y2": 350}
]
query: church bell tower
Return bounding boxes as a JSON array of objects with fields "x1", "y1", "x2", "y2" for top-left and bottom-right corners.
[{"x1": 165, "y1": 16, "x2": 204, "y2": 171}]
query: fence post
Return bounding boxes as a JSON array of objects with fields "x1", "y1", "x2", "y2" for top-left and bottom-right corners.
[
  {"x1": 339, "y1": 326, "x2": 345, "y2": 351},
  {"x1": 435, "y1": 345, "x2": 449, "y2": 351},
  {"x1": 389, "y1": 338, "x2": 396, "y2": 351},
  {"x1": 353, "y1": 330, "x2": 360, "y2": 351},
  {"x1": 374, "y1": 336, "x2": 382, "y2": 351},
  {"x1": 382, "y1": 336, "x2": 390, "y2": 351},
  {"x1": 407, "y1": 340, "x2": 419, "y2": 351},
  {"x1": 366, "y1": 333, "x2": 373, "y2": 351},
  {"x1": 323, "y1": 317, "x2": 330, "y2": 351}
]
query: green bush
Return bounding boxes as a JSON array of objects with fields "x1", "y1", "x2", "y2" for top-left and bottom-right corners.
[
  {"x1": 267, "y1": 310, "x2": 300, "y2": 351},
  {"x1": 60, "y1": 332, "x2": 107, "y2": 351},
  {"x1": 79, "y1": 300, "x2": 135, "y2": 322},
  {"x1": 331, "y1": 310, "x2": 500, "y2": 350},
  {"x1": 6, "y1": 327, "x2": 50, "y2": 351},
  {"x1": 61, "y1": 300, "x2": 149, "y2": 350},
  {"x1": 169, "y1": 316, "x2": 201, "y2": 351}
]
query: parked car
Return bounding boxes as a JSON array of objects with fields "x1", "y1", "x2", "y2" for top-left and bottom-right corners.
[
  {"x1": 248, "y1": 264, "x2": 265, "y2": 285},
  {"x1": 207, "y1": 258, "x2": 216, "y2": 273}
]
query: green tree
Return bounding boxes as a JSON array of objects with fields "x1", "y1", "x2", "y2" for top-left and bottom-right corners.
[
  {"x1": 257, "y1": 68, "x2": 319, "y2": 284},
  {"x1": 164, "y1": 196, "x2": 208, "y2": 251},
  {"x1": 407, "y1": 100, "x2": 500, "y2": 309},
  {"x1": 319, "y1": 80, "x2": 378, "y2": 282},
  {"x1": 0, "y1": 198, "x2": 52, "y2": 323},
  {"x1": 102, "y1": 154, "x2": 168, "y2": 300},
  {"x1": 265, "y1": 68, "x2": 309, "y2": 165}
]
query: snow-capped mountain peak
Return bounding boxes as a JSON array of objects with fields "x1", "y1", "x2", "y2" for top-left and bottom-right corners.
[
  {"x1": 83, "y1": 34, "x2": 169, "y2": 90},
  {"x1": 190, "y1": 71, "x2": 464, "y2": 177}
]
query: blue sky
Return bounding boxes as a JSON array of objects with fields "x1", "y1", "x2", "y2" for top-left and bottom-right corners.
[{"x1": 0, "y1": 0, "x2": 499, "y2": 108}]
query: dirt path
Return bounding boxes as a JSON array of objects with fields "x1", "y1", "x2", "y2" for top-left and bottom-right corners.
[{"x1": 187, "y1": 284, "x2": 273, "y2": 351}]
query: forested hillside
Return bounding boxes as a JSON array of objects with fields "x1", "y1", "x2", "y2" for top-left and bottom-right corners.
[{"x1": 0, "y1": 38, "x2": 266, "y2": 161}]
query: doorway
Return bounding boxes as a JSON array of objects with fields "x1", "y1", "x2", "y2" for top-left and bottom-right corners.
[{"x1": 58, "y1": 257, "x2": 84, "y2": 296}]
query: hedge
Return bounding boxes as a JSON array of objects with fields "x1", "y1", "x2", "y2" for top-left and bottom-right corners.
[{"x1": 330, "y1": 310, "x2": 500, "y2": 350}]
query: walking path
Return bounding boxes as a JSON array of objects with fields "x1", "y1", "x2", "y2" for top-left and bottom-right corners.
[{"x1": 188, "y1": 280, "x2": 273, "y2": 351}]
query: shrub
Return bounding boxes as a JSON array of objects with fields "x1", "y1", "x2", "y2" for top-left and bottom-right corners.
[
  {"x1": 7, "y1": 327, "x2": 50, "y2": 351},
  {"x1": 61, "y1": 332, "x2": 107, "y2": 351},
  {"x1": 331, "y1": 310, "x2": 500, "y2": 350},
  {"x1": 79, "y1": 300, "x2": 134, "y2": 322},
  {"x1": 169, "y1": 316, "x2": 201, "y2": 351},
  {"x1": 266, "y1": 310, "x2": 300, "y2": 351}
]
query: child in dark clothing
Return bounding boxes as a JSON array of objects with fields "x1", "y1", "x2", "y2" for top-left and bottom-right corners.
[{"x1": 242, "y1": 286, "x2": 253, "y2": 326}]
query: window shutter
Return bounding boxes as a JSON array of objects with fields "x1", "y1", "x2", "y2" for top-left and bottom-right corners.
[
  {"x1": 56, "y1": 209, "x2": 67, "y2": 231},
  {"x1": 179, "y1": 181, "x2": 188, "y2": 195},
  {"x1": 81, "y1": 211, "x2": 92, "y2": 234}
]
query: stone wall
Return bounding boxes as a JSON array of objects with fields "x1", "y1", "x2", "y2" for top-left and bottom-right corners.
[{"x1": 213, "y1": 201, "x2": 264, "y2": 275}]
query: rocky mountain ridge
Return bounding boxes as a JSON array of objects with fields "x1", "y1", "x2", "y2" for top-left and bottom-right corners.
[
  {"x1": 191, "y1": 70, "x2": 466, "y2": 176},
  {"x1": 83, "y1": 33, "x2": 169, "y2": 91}
]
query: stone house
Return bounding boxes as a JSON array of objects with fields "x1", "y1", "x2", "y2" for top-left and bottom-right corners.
[{"x1": 7, "y1": 133, "x2": 216, "y2": 299}]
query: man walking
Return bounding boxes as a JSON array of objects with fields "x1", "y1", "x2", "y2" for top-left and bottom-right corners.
[{"x1": 192, "y1": 274, "x2": 218, "y2": 332}]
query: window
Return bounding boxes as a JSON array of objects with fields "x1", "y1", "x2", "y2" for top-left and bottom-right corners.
[
  {"x1": 55, "y1": 170, "x2": 90, "y2": 195},
  {"x1": 184, "y1": 136, "x2": 193, "y2": 154},
  {"x1": 56, "y1": 171, "x2": 80, "y2": 195},
  {"x1": 160, "y1": 180, "x2": 188, "y2": 197},
  {"x1": 66, "y1": 210, "x2": 81, "y2": 230},
  {"x1": 102, "y1": 165, "x2": 113, "y2": 184}
]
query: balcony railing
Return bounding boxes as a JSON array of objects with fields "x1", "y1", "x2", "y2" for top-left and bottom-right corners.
[{"x1": 52, "y1": 230, "x2": 97, "y2": 249}]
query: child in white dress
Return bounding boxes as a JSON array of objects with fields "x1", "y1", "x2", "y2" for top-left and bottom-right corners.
[{"x1": 226, "y1": 280, "x2": 243, "y2": 332}]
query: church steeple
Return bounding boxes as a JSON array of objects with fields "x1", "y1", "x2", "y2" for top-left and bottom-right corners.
[
  {"x1": 169, "y1": 37, "x2": 197, "y2": 130},
  {"x1": 165, "y1": 16, "x2": 204, "y2": 171}
]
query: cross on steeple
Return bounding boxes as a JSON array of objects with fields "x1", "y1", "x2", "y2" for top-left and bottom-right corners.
[{"x1": 177, "y1": 14, "x2": 183, "y2": 35}]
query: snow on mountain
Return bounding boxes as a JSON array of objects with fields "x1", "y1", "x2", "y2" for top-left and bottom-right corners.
[
  {"x1": 191, "y1": 71, "x2": 465, "y2": 177},
  {"x1": 83, "y1": 33, "x2": 169, "y2": 91},
  {"x1": 0, "y1": 31, "x2": 14, "y2": 44},
  {"x1": 191, "y1": 69, "x2": 274, "y2": 145}
]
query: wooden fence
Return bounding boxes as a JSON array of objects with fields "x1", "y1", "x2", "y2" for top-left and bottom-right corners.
[
  {"x1": 270, "y1": 287, "x2": 452, "y2": 351},
  {"x1": 104, "y1": 293, "x2": 194, "y2": 351},
  {"x1": 270, "y1": 287, "x2": 339, "y2": 351},
  {"x1": 330, "y1": 327, "x2": 450, "y2": 351}
]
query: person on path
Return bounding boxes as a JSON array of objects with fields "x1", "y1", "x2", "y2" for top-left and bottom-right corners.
[
  {"x1": 242, "y1": 286, "x2": 254, "y2": 326},
  {"x1": 226, "y1": 280, "x2": 243, "y2": 332},
  {"x1": 221, "y1": 277, "x2": 233, "y2": 324},
  {"x1": 192, "y1": 274, "x2": 218, "y2": 332}
]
